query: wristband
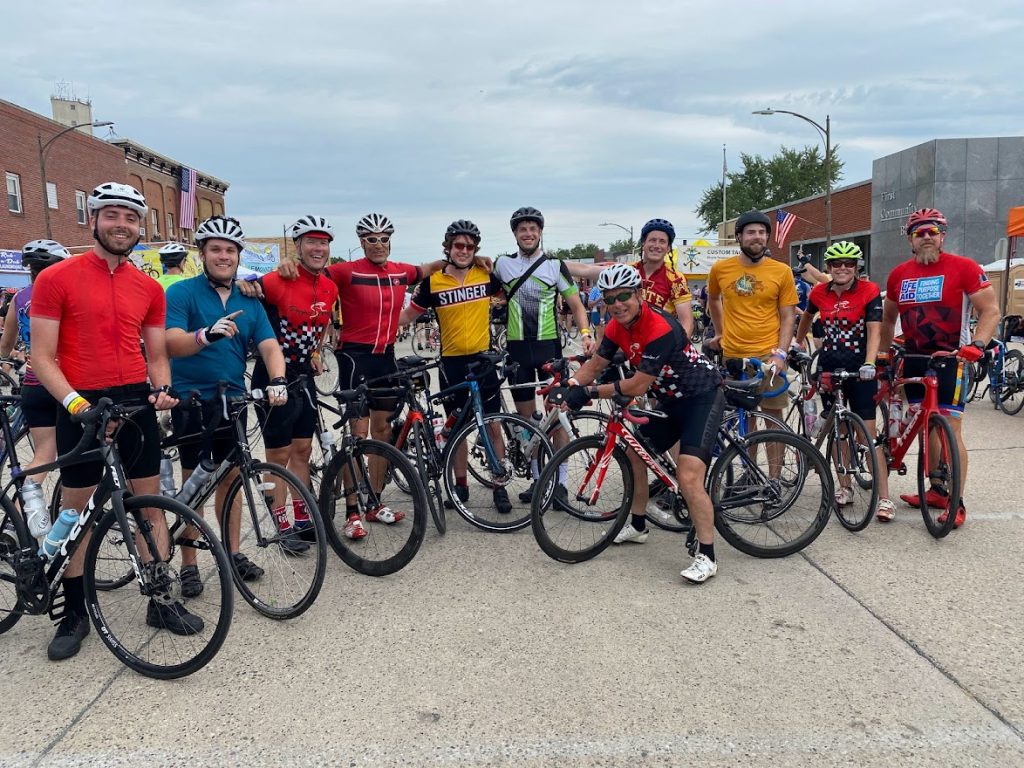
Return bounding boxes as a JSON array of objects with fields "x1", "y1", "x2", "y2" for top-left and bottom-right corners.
[
  {"x1": 580, "y1": 328, "x2": 592, "y2": 336},
  {"x1": 588, "y1": 386, "x2": 600, "y2": 399},
  {"x1": 62, "y1": 391, "x2": 90, "y2": 415},
  {"x1": 567, "y1": 377, "x2": 580, "y2": 387},
  {"x1": 194, "y1": 328, "x2": 210, "y2": 347},
  {"x1": 613, "y1": 380, "x2": 624, "y2": 396},
  {"x1": 771, "y1": 348, "x2": 787, "y2": 361}
]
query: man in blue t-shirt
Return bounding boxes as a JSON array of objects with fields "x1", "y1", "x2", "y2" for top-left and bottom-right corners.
[{"x1": 165, "y1": 216, "x2": 290, "y2": 593}]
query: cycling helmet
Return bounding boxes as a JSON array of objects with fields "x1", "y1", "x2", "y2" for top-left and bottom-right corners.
[
  {"x1": 823, "y1": 240, "x2": 864, "y2": 264},
  {"x1": 158, "y1": 242, "x2": 189, "y2": 266},
  {"x1": 355, "y1": 213, "x2": 394, "y2": 236},
  {"x1": 640, "y1": 218, "x2": 675, "y2": 246},
  {"x1": 905, "y1": 207, "x2": 948, "y2": 234},
  {"x1": 291, "y1": 215, "x2": 334, "y2": 242},
  {"x1": 445, "y1": 219, "x2": 482, "y2": 243},
  {"x1": 596, "y1": 263, "x2": 642, "y2": 292},
  {"x1": 21, "y1": 239, "x2": 70, "y2": 269},
  {"x1": 195, "y1": 216, "x2": 246, "y2": 248},
  {"x1": 735, "y1": 210, "x2": 772, "y2": 235},
  {"x1": 87, "y1": 182, "x2": 148, "y2": 217},
  {"x1": 509, "y1": 206, "x2": 545, "y2": 231}
]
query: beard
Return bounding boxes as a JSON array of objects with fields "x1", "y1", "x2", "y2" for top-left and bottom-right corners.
[
  {"x1": 740, "y1": 242, "x2": 766, "y2": 261},
  {"x1": 95, "y1": 226, "x2": 140, "y2": 257}
]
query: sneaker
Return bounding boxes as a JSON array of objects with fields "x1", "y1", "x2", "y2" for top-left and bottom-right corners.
[
  {"x1": 146, "y1": 599, "x2": 204, "y2": 635},
  {"x1": 518, "y1": 482, "x2": 536, "y2": 503},
  {"x1": 834, "y1": 486, "x2": 855, "y2": 507},
  {"x1": 278, "y1": 527, "x2": 311, "y2": 555},
  {"x1": 232, "y1": 552, "x2": 264, "y2": 581},
  {"x1": 937, "y1": 504, "x2": 967, "y2": 529},
  {"x1": 344, "y1": 514, "x2": 368, "y2": 540},
  {"x1": 613, "y1": 523, "x2": 649, "y2": 544},
  {"x1": 47, "y1": 613, "x2": 90, "y2": 661},
  {"x1": 899, "y1": 488, "x2": 949, "y2": 509},
  {"x1": 179, "y1": 564, "x2": 204, "y2": 599},
  {"x1": 294, "y1": 520, "x2": 317, "y2": 543},
  {"x1": 365, "y1": 505, "x2": 405, "y2": 524},
  {"x1": 444, "y1": 485, "x2": 470, "y2": 510},
  {"x1": 552, "y1": 484, "x2": 569, "y2": 509},
  {"x1": 493, "y1": 487, "x2": 512, "y2": 514},
  {"x1": 680, "y1": 553, "x2": 718, "y2": 584},
  {"x1": 876, "y1": 497, "x2": 896, "y2": 523}
]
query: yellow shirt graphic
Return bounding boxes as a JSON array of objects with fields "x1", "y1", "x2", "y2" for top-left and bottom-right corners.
[{"x1": 707, "y1": 255, "x2": 798, "y2": 357}]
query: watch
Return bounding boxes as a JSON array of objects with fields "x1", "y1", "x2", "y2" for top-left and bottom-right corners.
[{"x1": 970, "y1": 340, "x2": 986, "y2": 351}]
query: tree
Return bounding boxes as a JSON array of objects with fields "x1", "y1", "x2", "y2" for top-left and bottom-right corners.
[
  {"x1": 693, "y1": 145, "x2": 844, "y2": 233},
  {"x1": 607, "y1": 237, "x2": 636, "y2": 256},
  {"x1": 550, "y1": 243, "x2": 601, "y2": 261}
]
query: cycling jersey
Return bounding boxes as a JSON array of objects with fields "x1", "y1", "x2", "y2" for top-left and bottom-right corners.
[
  {"x1": 156, "y1": 273, "x2": 187, "y2": 292},
  {"x1": 598, "y1": 304, "x2": 721, "y2": 400},
  {"x1": 31, "y1": 250, "x2": 165, "y2": 391},
  {"x1": 410, "y1": 266, "x2": 502, "y2": 356},
  {"x1": 259, "y1": 265, "x2": 338, "y2": 375},
  {"x1": 806, "y1": 278, "x2": 882, "y2": 371},
  {"x1": 494, "y1": 252, "x2": 577, "y2": 342},
  {"x1": 327, "y1": 258, "x2": 421, "y2": 353},
  {"x1": 12, "y1": 286, "x2": 39, "y2": 386},
  {"x1": 886, "y1": 252, "x2": 990, "y2": 355},
  {"x1": 630, "y1": 261, "x2": 692, "y2": 315}
]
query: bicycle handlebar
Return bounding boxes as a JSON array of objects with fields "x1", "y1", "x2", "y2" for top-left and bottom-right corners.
[{"x1": 724, "y1": 356, "x2": 790, "y2": 398}]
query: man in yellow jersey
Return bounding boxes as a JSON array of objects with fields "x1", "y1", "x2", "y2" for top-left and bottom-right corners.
[{"x1": 156, "y1": 243, "x2": 189, "y2": 291}]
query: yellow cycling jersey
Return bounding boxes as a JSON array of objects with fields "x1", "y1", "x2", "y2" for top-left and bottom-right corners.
[{"x1": 409, "y1": 266, "x2": 503, "y2": 356}]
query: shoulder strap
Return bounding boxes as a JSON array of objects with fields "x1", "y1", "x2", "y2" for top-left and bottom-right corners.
[{"x1": 505, "y1": 253, "x2": 550, "y2": 303}]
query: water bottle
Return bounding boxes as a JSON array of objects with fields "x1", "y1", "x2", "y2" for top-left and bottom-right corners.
[
  {"x1": 320, "y1": 430, "x2": 335, "y2": 455},
  {"x1": 159, "y1": 455, "x2": 177, "y2": 497},
  {"x1": 439, "y1": 412, "x2": 457, "y2": 449},
  {"x1": 40, "y1": 509, "x2": 80, "y2": 559},
  {"x1": 888, "y1": 400, "x2": 902, "y2": 438},
  {"x1": 177, "y1": 459, "x2": 216, "y2": 502},
  {"x1": 431, "y1": 415, "x2": 446, "y2": 449},
  {"x1": 810, "y1": 413, "x2": 826, "y2": 440},
  {"x1": 801, "y1": 398, "x2": 818, "y2": 436},
  {"x1": 21, "y1": 479, "x2": 51, "y2": 539}
]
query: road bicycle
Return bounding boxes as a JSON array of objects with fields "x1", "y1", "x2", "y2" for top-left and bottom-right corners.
[
  {"x1": 0, "y1": 395, "x2": 233, "y2": 679},
  {"x1": 412, "y1": 311, "x2": 441, "y2": 355},
  {"x1": 314, "y1": 343, "x2": 340, "y2": 396},
  {"x1": 966, "y1": 338, "x2": 1023, "y2": 415}
]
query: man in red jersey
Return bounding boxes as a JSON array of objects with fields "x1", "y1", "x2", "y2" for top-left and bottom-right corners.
[
  {"x1": 879, "y1": 207, "x2": 1000, "y2": 528},
  {"x1": 31, "y1": 182, "x2": 197, "y2": 662}
]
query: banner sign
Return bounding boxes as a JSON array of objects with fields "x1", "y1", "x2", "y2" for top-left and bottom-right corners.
[
  {"x1": 0, "y1": 250, "x2": 29, "y2": 273},
  {"x1": 241, "y1": 243, "x2": 281, "y2": 274},
  {"x1": 130, "y1": 246, "x2": 202, "y2": 278},
  {"x1": 668, "y1": 245, "x2": 742, "y2": 276}
]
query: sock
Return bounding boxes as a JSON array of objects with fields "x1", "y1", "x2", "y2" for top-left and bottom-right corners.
[
  {"x1": 345, "y1": 505, "x2": 359, "y2": 519},
  {"x1": 63, "y1": 576, "x2": 86, "y2": 617},
  {"x1": 272, "y1": 506, "x2": 289, "y2": 531},
  {"x1": 698, "y1": 542, "x2": 716, "y2": 562},
  {"x1": 292, "y1": 498, "x2": 309, "y2": 523},
  {"x1": 456, "y1": 476, "x2": 468, "y2": 487},
  {"x1": 631, "y1": 514, "x2": 646, "y2": 532},
  {"x1": 558, "y1": 464, "x2": 568, "y2": 485}
]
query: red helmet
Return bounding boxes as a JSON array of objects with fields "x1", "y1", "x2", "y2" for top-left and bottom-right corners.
[{"x1": 905, "y1": 208, "x2": 948, "y2": 234}]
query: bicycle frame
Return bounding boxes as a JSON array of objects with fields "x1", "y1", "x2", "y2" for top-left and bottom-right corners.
[{"x1": 875, "y1": 355, "x2": 944, "y2": 473}]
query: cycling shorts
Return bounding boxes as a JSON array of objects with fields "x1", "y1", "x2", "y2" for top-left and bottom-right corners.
[
  {"x1": 335, "y1": 343, "x2": 399, "y2": 412},
  {"x1": 440, "y1": 354, "x2": 501, "y2": 417},
  {"x1": 506, "y1": 339, "x2": 561, "y2": 403},
  {"x1": 819, "y1": 377, "x2": 879, "y2": 422},
  {"x1": 21, "y1": 383, "x2": 58, "y2": 430},
  {"x1": 639, "y1": 387, "x2": 725, "y2": 465},
  {"x1": 170, "y1": 398, "x2": 244, "y2": 471},
  {"x1": 251, "y1": 368, "x2": 317, "y2": 449},
  {"x1": 902, "y1": 356, "x2": 969, "y2": 415}
]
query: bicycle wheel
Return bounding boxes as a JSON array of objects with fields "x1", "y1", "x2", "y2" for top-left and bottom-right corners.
[
  {"x1": 531, "y1": 436, "x2": 631, "y2": 563},
  {"x1": 0, "y1": 495, "x2": 29, "y2": 634},
  {"x1": 314, "y1": 344, "x2": 339, "y2": 395},
  {"x1": 827, "y1": 411, "x2": 878, "y2": 532},
  {"x1": 83, "y1": 495, "x2": 233, "y2": 679},
  {"x1": 220, "y1": 463, "x2": 327, "y2": 620},
  {"x1": 997, "y1": 350, "x2": 1024, "y2": 415},
  {"x1": 410, "y1": 420, "x2": 445, "y2": 534},
  {"x1": 918, "y1": 413, "x2": 961, "y2": 539},
  {"x1": 710, "y1": 430, "x2": 831, "y2": 558},
  {"x1": 444, "y1": 412, "x2": 552, "y2": 532},
  {"x1": 318, "y1": 438, "x2": 427, "y2": 576}
]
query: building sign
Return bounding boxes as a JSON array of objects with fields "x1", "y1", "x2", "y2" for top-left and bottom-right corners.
[
  {"x1": 878, "y1": 190, "x2": 915, "y2": 224},
  {"x1": 1015, "y1": 278, "x2": 1024, "y2": 291},
  {"x1": 668, "y1": 245, "x2": 741, "y2": 275},
  {"x1": 0, "y1": 250, "x2": 30, "y2": 273},
  {"x1": 241, "y1": 242, "x2": 280, "y2": 274}
]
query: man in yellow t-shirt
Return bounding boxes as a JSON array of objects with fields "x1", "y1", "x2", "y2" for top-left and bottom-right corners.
[{"x1": 707, "y1": 210, "x2": 798, "y2": 414}]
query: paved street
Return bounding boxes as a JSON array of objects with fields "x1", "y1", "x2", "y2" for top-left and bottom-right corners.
[{"x1": 2, "y1": 339, "x2": 1023, "y2": 767}]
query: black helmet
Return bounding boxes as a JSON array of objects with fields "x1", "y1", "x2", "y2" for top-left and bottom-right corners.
[
  {"x1": 445, "y1": 219, "x2": 482, "y2": 243},
  {"x1": 21, "y1": 239, "x2": 71, "y2": 269},
  {"x1": 510, "y1": 206, "x2": 544, "y2": 231},
  {"x1": 735, "y1": 210, "x2": 772, "y2": 236}
]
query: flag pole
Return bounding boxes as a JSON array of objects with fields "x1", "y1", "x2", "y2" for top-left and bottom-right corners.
[{"x1": 721, "y1": 144, "x2": 727, "y2": 242}]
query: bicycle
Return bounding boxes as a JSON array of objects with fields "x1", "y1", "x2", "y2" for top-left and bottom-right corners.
[
  {"x1": 874, "y1": 351, "x2": 962, "y2": 538},
  {"x1": 0, "y1": 395, "x2": 233, "y2": 679},
  {"x1": 966, "y1": 337, "x2": 1023, "y2": 415},
  {"x1": 313, "y1": 343, "x2": 339, "y2": 396},
  {"x1": 412, "y1": 311, "x2": 441, "y2": 354}
]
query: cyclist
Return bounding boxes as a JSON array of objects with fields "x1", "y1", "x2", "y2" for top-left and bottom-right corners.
[
  {"x1": 793, "y1": 241, "x2": 892, "y2": 517},
  {"x1": 30, "y1": 182, "x2": 192, "y2": 662},
  {"x1": 707, "y1": 210, "x2": 799, "y2": 422},
  {"x1": 0, "y1": 240, "x2": 69, "y2": 488},
  {"x1": 879, "y1": 207, "x2": 1000, "y2": 528},
  {"x1": 156, "y1": 243, "x2": 189, "y2": 291},
  {"x1": 549, "y1": 264, "x2": 725, "y2": 583},
  {"x1": 587, "y1": 281, "x2": 606, "y2": 343},
  {"x1": 166, "y1": 215, "x2": 291, "y2": 593},
  {"x1": 252, "y1": 215, "x2": 338, "y2": 541},
  {"x1": 398, "y1": 220, "x2": 512, "y2": 513}
]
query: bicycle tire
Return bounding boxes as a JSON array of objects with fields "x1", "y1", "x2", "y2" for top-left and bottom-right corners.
[
  {"x1": 531, "y1": 435, "x2": 632, "y2": 563},
  {"x1": 827, "y1": 411, "x2": 878, "y2": 532},
  {"x1": 220, "y1": 462, "x2": 327, "y2": 620},
  {"x1": 918, "y1": 413, "x2": 961, "y2": 539},
  {"x1": 318, "y1": 438, "x2": 427, "y2": 576},
  {"x1": 411, "y1": 420, "x2": 446, "y2": 535},
  {"x1": 83, "y1": 495, "x2": 233, "y2": 680},
  {"x1": 710, "y1": 430, "x2": 832, "y2": 558},
  {"x1": 0, "y1": 494, "x2": 29, "y2": 634},
  {"x1": 645, "y1": 477, "x2": 691, "y2": 533},
  {"x1": 444, "y1": 412, "x2": 552, "y2": 532},
  {"x1": 314, "y1": 344, "x2": 339, "y2": 396},
  {"x1": 997, "y1": 350, "x2": 1024, "y2": 415}
]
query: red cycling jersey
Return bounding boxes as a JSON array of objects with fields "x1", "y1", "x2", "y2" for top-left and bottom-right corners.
[
  {"x1": 260, "y1": 265, "x2": 339, "y2": 372},
  {"x1": 31, "y1": 251, "x2": 165, "y2": 390},
  {"x1": 807, "y1": 278, "x2": 883, "y2": 371},
  {"x1": 630, "y1": 260, "x2": 692, "y2": 315},
  {"x1": 327, "y1": 258, "x2": 422, "y2": 353}
]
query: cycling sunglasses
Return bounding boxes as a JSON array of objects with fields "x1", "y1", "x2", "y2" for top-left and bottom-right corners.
[
  {"x1": 910, "y1": 226, "x2": 943, "y2": 239},
  {"x1": 361, "y1": 235, "x2": 391, "y2": 244},
  {"x1": 450, "y1": 242, "x2": 478, "y2": 252},
  {"x1": 603, "y1": 290, "x2": 636, "y2": 305},
  {"x1": 827, "y1": 259, "x2": 858, "y2": 268}
]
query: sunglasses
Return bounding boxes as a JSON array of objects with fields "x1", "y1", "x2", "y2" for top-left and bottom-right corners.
[
  {"x1": 362, "y1": 235, "x2": 391, "y2": 244},
  {"x1": 911, "y1": 226, "x2": 943, "y2": 239},
  {"x1": 828, "y1": 259, "x2": 858, "y2": 268},
  {"x1": 603, "y1": 291, "x2": 635, "y2": 305},
  {"x1": 450, "y1": 242, "x2": 478, "y2": 252}
]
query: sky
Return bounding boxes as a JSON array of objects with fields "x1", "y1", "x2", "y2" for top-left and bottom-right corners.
[{"x1": 4, "y1": 1, "x2": 1022, "y2": 263}]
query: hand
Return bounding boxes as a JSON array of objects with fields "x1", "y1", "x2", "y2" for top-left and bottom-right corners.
[
  {"x1": 707, "y1": 335, "x2": 722, "y2": 351},
  {"x1": 148, "y1": 387, "x2": 180, "y2": 411},
  {"x1": 235, "y1": 279, "x2": 263, "y2": 299},
  {"x1": 267, "y1": 376, "x2": 289, "y2": 406},
  {"x1": 581, "y1": 334, "x2": 596, "y2": 356},
  {"x1": 548, "y1": 385, "x2": 592, "y2": 412},
  {"x1": 202, "y1": 310, "x2": 244, "y2": 344},
  {"x1": 310, "y1": 351, "x2": 324, "y2": 376},
  {"x1": 858, "y1": 363, "x2": 876, "y2": 381},
  {"x1": 473, "y1": 254, "x2": 494, "y2": 272},
  {"x1": 278, "y1": 259, "x2": 299, "y2": 280},
  {"x1": 956, "y1": 344, "x2": 984, "y2": 363}
]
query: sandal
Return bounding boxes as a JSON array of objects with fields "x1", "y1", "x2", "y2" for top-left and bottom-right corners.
[{"x1": 179, "y1": 564, "x2": 204, "y2": 598}]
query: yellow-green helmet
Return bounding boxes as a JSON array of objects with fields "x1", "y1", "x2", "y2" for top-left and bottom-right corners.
[{"x1": 823, "y1": 241, "x2": 863, "y2": 264}]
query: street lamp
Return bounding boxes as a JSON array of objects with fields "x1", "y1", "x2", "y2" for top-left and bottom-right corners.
[
  {"x1": 599, "y1": 222, "x2": 635, "y2": 255},
  {"x1": 38, "y1": 120, "x2": 115, "y2": 238},
  {"x1": 752, "y1": 108, "x2": 832, "y2": 246}
]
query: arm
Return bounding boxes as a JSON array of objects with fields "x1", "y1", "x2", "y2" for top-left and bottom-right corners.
[
  {"x1": 257, "y1": 337, "x2": 286, "y2": 380},
  {"x1": 793, "y1": 309, "x2": 813, "y2": 349},
  {"x1": 878, "y1": 298, "x2": 899, "y2": 353},
  {"x1": 398, "y1": 303, "x2": 424, "y2": 327},
  {"x1": 419, "y1": 259, "x2": 447, "y2": 278},
  {"x1": 776, "y1": 304, "x2": 797, "y2": 364},
  {"x1": 707, "y1": 293, "x2": 725, "y2": 349},
  {"x1": 565, "y1": 291, "x2": 594, "y2": 354},
  {"x1": 0, "y1": 301, "x2": 18, "y2": 360},
  {"x1": 865, "y1": 321, "x2": 881, "y2": 363},
  {"x1": 29, "y1": 317, "x2": 76, "y2": 404},
  {"x1": 565, "y1": 262, "x2": 604, "y2": 281},
  {"x1": 565, "y1": 354, "x2": 611, "y2": 387},
  {"x1": 801, "y1": 263, "x2": 828, "y2": 285},
  {"x1": 674, "y1": 300, "x2": 693, "y2": 337},
  {"x1": 968, "y1": 285, "x2": 1000, "y2": 345},
  {"x1": 141, "y1": 324, "x2": 173, "y2": 393}
]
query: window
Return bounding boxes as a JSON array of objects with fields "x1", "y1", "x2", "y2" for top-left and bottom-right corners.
[
  {"x1": 75, "y1": 190, "x2": 87, "y2": 225},
  {"x1": 166, "y1": 212, "x2": 175, "y2": 239},
  {"x1": 46, "y1": 182, "x2": 58, "y2": 209},
  {"x1": 6, "y1": 173, "x2": 22, "y2": 213}
]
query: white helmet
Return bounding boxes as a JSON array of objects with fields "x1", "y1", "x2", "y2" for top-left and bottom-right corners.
[
  {"x1": 195, "y1": 216, "x2": 246, "y2": 248},
  {"x1": 355, "y1": 213, "x2": 394, "y2": 236},
  {"x1": 87, "y1": 182, "x2": 148, "y2": 217},
  {"x1": 291, "y1": 215, "x2": 334, "y2": 242},
  {"x1": 21, "y1": 239, "x2": 71, "y2": 269},
  {"x1": 596, "y1": 263, "x2": 641, "y2": 292}
]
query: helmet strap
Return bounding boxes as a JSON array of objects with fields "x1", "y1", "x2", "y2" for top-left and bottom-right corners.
[{"x1": 203, "y1": 264, "x2": 235, "y2": 291}]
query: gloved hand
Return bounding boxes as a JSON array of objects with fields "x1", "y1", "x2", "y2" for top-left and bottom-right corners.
[
  {"x1": 267, "y1": 376, "x2": 289, "y2": 405},
  {"x1": 549, "y1": 385, "x2": 592, "y2": 412},
  {"x1": 858, "y1": 363, "x2": 876, "y2": 381},
  {"x1": 957, "y1": 344, "x2": 984, "y2": 363},
  {"x1": 197, "y1": 310, "x2": 243, "y2": 345}
]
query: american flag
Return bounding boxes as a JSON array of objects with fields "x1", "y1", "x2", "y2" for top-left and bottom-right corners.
[
  {"x1": 178, "y1": 167, "x2": 197, "y2": 231},
  {"x1": 775, "y1": 209, "x2": 796, "y2": 248}
]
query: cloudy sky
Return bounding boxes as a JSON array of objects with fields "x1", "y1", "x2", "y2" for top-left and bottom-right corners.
[{"x1": 5, "y1": 1, "x2": 1021, "y2": 262}]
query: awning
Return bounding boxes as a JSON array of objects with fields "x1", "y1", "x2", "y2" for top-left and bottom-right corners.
[{"x1": 1009, "y1": 207, "x2": 1024, "y2": 237}]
